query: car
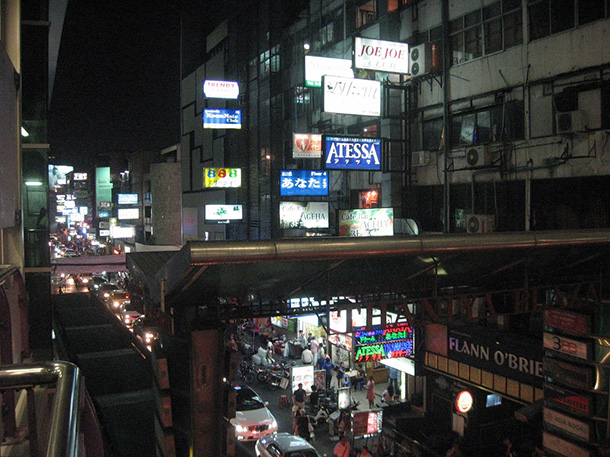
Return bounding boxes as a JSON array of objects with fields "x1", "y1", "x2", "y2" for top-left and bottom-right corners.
[
  {"x1": 230, "y1": 385, "x2": 278, "y2": 442},
  {"x1": 107, "y1": 290, "x2": 130, "y2": 313},
  {"x1": 88, "y1": 276, "x2": 108, "y2": 292},
  {"x1": 120, "y1": 302, "x2": 142, "y2": 328},
  {"x1": 133, "y1": 315, "x2": 160, "y2": 346},
  {"x1": 255, "y1": 433, "x2": 322, "y2": 457}
]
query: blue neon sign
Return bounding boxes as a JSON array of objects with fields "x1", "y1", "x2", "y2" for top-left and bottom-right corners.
[
  {"x1": 203, "y1": 109, "x2": 242, "y2": 129},
  {"x1": 280, "y1": 170, "x2": 329, "y2": 197},
  {"x1": 324, "y1": 136, "x2": 382, "y2": 170}
]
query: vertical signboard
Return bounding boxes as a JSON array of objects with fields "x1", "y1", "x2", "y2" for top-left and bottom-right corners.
[{"x1": 96, "y1": 167, "x2": 113, "y2": 217}]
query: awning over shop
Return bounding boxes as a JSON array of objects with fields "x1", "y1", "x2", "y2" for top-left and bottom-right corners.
[{"x1": 125, "y1": 229, "x2": 610, "y2": 312}]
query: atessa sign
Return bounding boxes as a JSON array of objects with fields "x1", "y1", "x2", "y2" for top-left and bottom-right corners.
[
  {"x1": 353, "y1": 323, "x2": 414, "y2": 362},
  {"x1": 353, "y1": 37, "x2": 410, "y2": 74},
  {"x1": 324, "y1": 136, "x2": 381, "y2": 170}
]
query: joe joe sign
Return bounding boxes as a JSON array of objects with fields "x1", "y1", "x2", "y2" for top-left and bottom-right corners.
[{"x1": 353, "y1": 323, "x2": 414, "y2": 362}]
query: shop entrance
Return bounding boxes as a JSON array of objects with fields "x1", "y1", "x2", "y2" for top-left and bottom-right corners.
[{"x1": 429, "y1": 394, "x2": 452, "y2": 431}]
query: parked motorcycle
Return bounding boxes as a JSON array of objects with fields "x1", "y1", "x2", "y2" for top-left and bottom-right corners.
[
  {"x1": 238, "y1": 360, "x2": 255, "y2": 384},
  {"x1": 307, "y1": 402, "x2": 336, "y2": 428}
]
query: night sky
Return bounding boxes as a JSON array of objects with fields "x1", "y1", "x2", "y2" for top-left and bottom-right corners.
[{"x1": 49, "y1": 1, "x2": 207, "y2": 170}]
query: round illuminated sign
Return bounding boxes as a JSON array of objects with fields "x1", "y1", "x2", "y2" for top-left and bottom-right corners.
[{"x1": 455, "y1": 390, "x2": 473, "y2": 413}]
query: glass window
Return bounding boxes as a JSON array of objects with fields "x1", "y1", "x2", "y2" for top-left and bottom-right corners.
[
  {"x1": 550, "y1": 0, "x2": 574, "y2": 33},
  {"x1": 465, "y1": 10, "x2": 481, "y2": 28},
  {"x1": 529, "y1": 0, "x2": 550, "y2": 41},
  {"x1": 485, "y1": 17, "x2": 503, "y2": 54},
  {"x1": 578, "y1": 0, "x2": 605, "y2": 24},
  {"x1": 464, "y1": 25, "x2": 482, "y2": 60},
  {"x1": 484, "y1": 2, "x2": 502, "y2": 20},
  {"x1": 476, "y1": 111, "x2": 491, "y2": 144},
  {"x1": 504, "y1": 10, "x2": 523, "y2": 48},
  {"x1": 450, "y1": 32, "x2": 465, "y2": 65},
  {"x1": 422, "y1": 118, "x2": 443, "y2": 151}
]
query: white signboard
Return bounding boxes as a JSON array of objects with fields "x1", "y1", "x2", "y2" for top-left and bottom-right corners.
[
  {"x1": 543, "y1": 432, "x2": 590, "y2": 457},
  {"x1": 354, "y1": 37, "x2": 410, "y2": 74},
  {"x1": 204, "y1": 205, "x2": 243, "y2": 222},
  {"x1": 279, "y1": 202, "x2": 329, "y2": 229},
  {"x1": 543, "y1": 408, "x2": 590, "y2": 442},
  {"x1": 291, "y1": 365, "x2": 315, "y2": 393},
  {"x1": 543, "y1": 332, "x2": 590, "y2": 361},
  {"x1": 99, "y1": 229, "x2": 110, "y2": 237},
  {"x1": 203, "y1": 80, "x2": 240, "y2": 99},
  {"x1": 118, "y1": 208, "x2": 140, "y2": 220},
  {"x1": 305, "y1": 56, "x2": 353, "y2": 88},
  {"x1": 323, "y1": 75, "x2": 381, "y2": 116},
  {"x1": 110, "y1": 226, "x2": 135, "y2": 239}
]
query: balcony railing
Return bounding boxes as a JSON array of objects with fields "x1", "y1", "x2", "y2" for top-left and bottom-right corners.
[{"x1": 0, "y1": 362, "x2": 84, "y2": 457}]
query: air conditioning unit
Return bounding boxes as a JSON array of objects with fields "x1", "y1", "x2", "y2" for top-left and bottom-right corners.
[
  {"x1": 465, "y1": 145, "x2": 493, "y2": 167},
  {"x1": 466, "y1": 214, "x2": 495, "y2": 233},
  {"x1": 410, "y1": 43, "x2": 432, "y2": 78},
  {"x1": 556, "y1": 110, "x2": 587, "y2": 134},
  {"x1": 412, "y1": 150, "x2": 431, "y2": 167}
]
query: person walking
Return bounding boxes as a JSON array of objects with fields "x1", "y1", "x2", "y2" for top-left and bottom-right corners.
[
  {"x1": 333, "y1": 434, "x2": 351, "y2": 457},
  {"x1": 293, "y1": 382, "x2": 306, "y2": 409},
  {"x1": 296, "y1": 408, "x2": 312, "y2": 442},
  {"x1": 388, "y1": 367, "x2": 400, "y2": 392},
  {"x1": 310, "y1": 337, "x2": 320, "y2": 366},
  {"x1": 365, "y1": 375, "x2": 376, "y2": 408}
]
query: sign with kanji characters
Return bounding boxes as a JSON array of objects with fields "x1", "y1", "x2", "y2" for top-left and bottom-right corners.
[{"x1": 280, "y1": 170, "x2": 328, "y2": 196}]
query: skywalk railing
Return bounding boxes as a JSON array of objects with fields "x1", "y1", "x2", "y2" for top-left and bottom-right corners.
[{"x1": 0, "y1": 362, "x2": 82, "y2": 457}]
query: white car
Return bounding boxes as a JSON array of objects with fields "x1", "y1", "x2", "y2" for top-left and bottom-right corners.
[
  {"x1": 255, "y1": 433, "x2": 322, "y2": 457},
  {"x1": 231, "y1": 385, "x2": 278, "y2": 442}
]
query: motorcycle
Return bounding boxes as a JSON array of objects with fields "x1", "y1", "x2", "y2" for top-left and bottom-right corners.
[
  {"x1": 267, "y1": 370, "x2": 288, "y2": 390},
  {"x1": 307, "y1": 402, "x2": 336, "y2": 428},
  {"x1": 238, "y1": 360, "x2": 255, "y2": 384}
]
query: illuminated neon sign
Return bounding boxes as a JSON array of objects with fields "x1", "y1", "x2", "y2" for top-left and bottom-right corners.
[{"x1": 353, "y1": 323, "x2": 414, "y2": 362}]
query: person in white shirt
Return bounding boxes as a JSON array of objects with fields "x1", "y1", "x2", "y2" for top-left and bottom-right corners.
[
  {"x1": 302, "y1": 347, "x2": 313, "y2": 364},
  {"x1": 310, "y1": 338, "x2": 320, "y2": 366}
]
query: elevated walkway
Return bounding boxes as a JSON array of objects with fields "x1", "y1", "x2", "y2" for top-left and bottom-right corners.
[{"x1": 52, "y1": 293, "x2": 168, "y2": 457}]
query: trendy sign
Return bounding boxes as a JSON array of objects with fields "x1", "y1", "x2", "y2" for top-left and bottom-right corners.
[
  {"x1": 293, "y1": 133, "x2": 322, "y2": 159},
  {"x1": 353, "y1": 323, "x2": 414, "y2": 362},
  {"x1": 203, "y1": 80, "x2": 239, "y2": 99},
  {"x1": 324, "y1": 136, "x2": 381, "y2": 170},
  {"x1": 304, "y1": 55, "x2": 353, "y2": 88},
  {"x1": 203, "y1": 108, "x2": 242, "y2": 129},
  {"x1": 204, "y1": 168, "x2": 242, "y2": 188},
  {"x1": 338, "y1": 208, "x2": 394, "y2": 237},
  {"x1": 323, "y1": 75, "x2": 381, "y2": 116},
  {"x1": 279, "y1": 202, "x2": 329, "y2": 229},
  {"x1": 280, "y1": 170, "x2": 328, "y2": 196},
  {"x1": 353, "y1": 37, "x2": 410, "y2": 74}
]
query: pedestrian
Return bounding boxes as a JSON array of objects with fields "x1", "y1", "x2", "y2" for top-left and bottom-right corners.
[
  {"x1": 310, "y1": 337, "x2": 320, "y2": 366},
  {"x1": 365, "y1": 375, "x2": 376, "y2": 408},
  {"x1": 292, "y1": 404, "x2": 301, "y2": 434},
  {"x1": 330, "y1": 367, "x2": 339, "y2": 391},
  {"x1": 309, "y1": 384, "x2": 319, "y2": 408},
  {"x1": 302, "y1": 346, "x2": 313, "y2": 364},
  {"x1": 446, "y1": 441, "x2": 462, "y2": 457},
  {"x1": 298, "y1": 330, "x2": 307, "y2": 349},
  {"x1": 266, "y1": 344, "x2": 275, "y2": 365},
  {"x1": 382, "y1": 384, "x2": 394, "y2": 403},
  {"x1": 307, "y1": 332, "x2": 315, "y2": 347},
  {"x1": 293, "y1": 382, "x2": 306, "y2": 409},
  {"x1": 388, "y1": 367, "x2": 400, "y2": 392},
  {"x1": 324, "y1": 356, "x2": 335, "y2": 389},
  {"x1": 296, "y1": 408, "x2": 311, "y2": 442},
  {"x1": 503, "y1": 437, "x2": 516, "y2": 457},
  {"x1": 357, "y1": 445, "x2": 372, "y2": 457},
  {"x1": 333, "y1": 433, "x2": 351, "y2": 457}
]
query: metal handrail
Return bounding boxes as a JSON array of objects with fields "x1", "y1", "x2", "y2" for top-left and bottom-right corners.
[{"x1": 0, "y1": 361, "x2": 82, "y2": 457}]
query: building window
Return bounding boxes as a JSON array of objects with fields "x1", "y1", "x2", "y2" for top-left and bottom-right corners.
[
  {"x1": 528, "y1": 0, "x2": 605, "y2": 42},
  {"x1": 449, "y1": 2, "x2": 522, "y2": 65},
  {"x1": 357, "y1": 1, "x2": 377, "y2": 29}
]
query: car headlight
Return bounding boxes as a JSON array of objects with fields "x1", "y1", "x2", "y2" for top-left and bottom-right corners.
[
  {"x1": 104, "y1": 292, "x2": 110, "y2": 298},
  {"x1": 113, "y1": 301, "x2": 120, "y2": 308},
  {"x1": 271, "y1": 419, "x2": 277, "y2": 429},
  {"x1": 235, "y1": 425, "x2": 248, "y2": 433}
]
